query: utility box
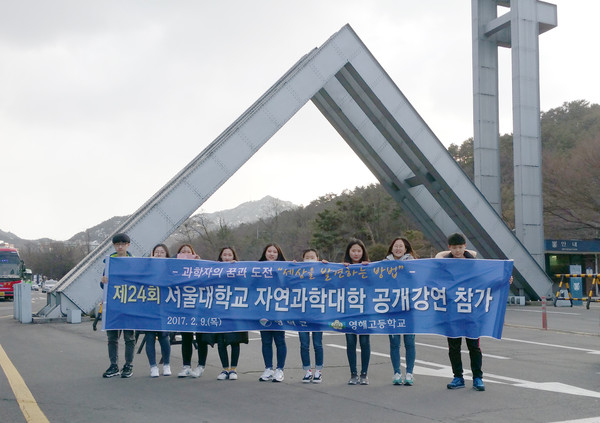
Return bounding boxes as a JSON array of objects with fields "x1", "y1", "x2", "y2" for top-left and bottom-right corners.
[
  {"x1": 14, "y1": 283, "x2": 32, "y2": 323},
  {"x1": 66, "y1": 309, "x2": 82, "y2": 324}
]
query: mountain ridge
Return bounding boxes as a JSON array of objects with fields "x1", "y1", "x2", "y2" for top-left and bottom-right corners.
[{"x1": 1, "y1": 196, "x2": 297, "y2": 249}]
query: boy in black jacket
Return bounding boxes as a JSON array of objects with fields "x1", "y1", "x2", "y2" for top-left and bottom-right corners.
[
  {"x1": 441, "y1": 233, "x2": 485, "y2": 392},
  {"x1": 100, "y1": 233, "x2": 135, "y2": 378}
]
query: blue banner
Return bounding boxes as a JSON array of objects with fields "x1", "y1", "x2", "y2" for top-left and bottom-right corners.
[{"x1": 103, "y1": 257, "x2": 513, "y2": 339}]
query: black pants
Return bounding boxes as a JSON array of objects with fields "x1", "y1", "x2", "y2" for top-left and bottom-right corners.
[
  {"x1": 218, "y1": 343, "x2": 240, "y2": 368},
  {"x1": 447, "y1": 337, "x2": 482, "y2": 379},
  {"x1": 181, "y1": 333, "x2": 208, "y2": 367}
]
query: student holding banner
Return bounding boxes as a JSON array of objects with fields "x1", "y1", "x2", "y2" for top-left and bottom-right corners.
[
  {"x1": 214, "y1": 246, "x2": 249, "y2": 381},
  {"x1": 385, "y1": 237, "x2": 417, "y2": 386},
  {"x1": 101, "y1": 233, "x2": 136, "y2": 379},
  {"x1": 439, "y1": 233, "x2": 485, "y2": 392},
  {"x1": 258, "y1": 243, "x2": 288, "y2": 383},
  {"x1": 298, "y1": 248, "x2": 324, "y2": 383},
  {"x1": 176, "y1": 244, "x2": 215, "y2": 378},
  {"x1": 145, "y1": 244, "x2": 172, "y2": 378},
  {"x1": 343, "y1": 238, "x2": 371, "y2": 385}
]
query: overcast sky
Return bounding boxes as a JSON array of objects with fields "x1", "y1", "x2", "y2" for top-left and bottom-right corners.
[{"x1": 1, "y1": 0, "x2": 597, "y2": 241}]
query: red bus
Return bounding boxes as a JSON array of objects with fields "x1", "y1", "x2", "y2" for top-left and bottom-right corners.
[{"x1": 0, "y1": 247, "x2": 25, "y2": 299}]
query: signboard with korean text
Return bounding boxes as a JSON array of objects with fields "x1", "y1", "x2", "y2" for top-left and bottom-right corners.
[
  {"x1": 545, "y1": 239, "x2": 600, "y2": 253},
  {"x1": 103, "y1": 257, "x2": 513, "y2": 339}
]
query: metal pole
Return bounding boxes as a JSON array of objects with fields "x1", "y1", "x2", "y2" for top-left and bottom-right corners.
[{"x1": 541, "y1": 296, "x2": 547, "y2": 330}]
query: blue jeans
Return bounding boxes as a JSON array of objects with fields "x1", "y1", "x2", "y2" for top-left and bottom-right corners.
[
  {"x1": 299, "y1": 332, "x2": 323, "y2": 370},
  {"x1": 261, "y1": 331, "x2": 287, "y2": 369},
  {"x1": 145, "y1": 331, "x2": 171, "y2": 366},
  {"x1": 345, "y1": 334, "x2": 370, "y2": 375},
  {"x1": 389, "y1": 334, "x2": 415, "y2": 374}
]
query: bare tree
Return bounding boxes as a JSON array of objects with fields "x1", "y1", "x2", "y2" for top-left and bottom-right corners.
[{"x1": 544, "y1": 136, "x2": 600, "y2": 237}]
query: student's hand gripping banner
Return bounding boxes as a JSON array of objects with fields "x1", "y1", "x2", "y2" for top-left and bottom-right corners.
[{"x1": 103, "y1": 257, "x2": 513, "y2": 339}]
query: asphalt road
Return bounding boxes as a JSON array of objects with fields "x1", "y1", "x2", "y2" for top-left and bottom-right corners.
[{"x1": 1, "y1": 293, "x2": 599, "y2": 423}]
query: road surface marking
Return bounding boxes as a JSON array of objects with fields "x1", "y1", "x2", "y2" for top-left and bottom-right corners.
[
  {"x1": 0, "y1": 343, "x2": 49, "y2": 423},
  {"x1": 510, "y1": 309, "x2": 581, "y2": 316},
  {"x1": 414, "y1": 342, "x2": 510, "y2": 359},
  {"x1": 502, "y1": 337, "x2": 600, "y2": 354},
  {"x1": 326, "y1": 342, "x2": 600, "y2": 398}
]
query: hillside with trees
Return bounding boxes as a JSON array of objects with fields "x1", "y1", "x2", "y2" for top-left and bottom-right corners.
[
  {"x1": 177, "y1": 184, "x2": 435, "y2": 262},
  {"x1": 448, "y1": 99, "x2": 600, "y2": 239}
]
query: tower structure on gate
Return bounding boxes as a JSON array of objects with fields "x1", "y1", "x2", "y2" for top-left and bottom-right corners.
[{"x1": 472, "y1": 0, "x2": 557, "y2": 279}]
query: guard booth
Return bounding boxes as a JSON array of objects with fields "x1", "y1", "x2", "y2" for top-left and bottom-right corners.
[{"x1": 545, "y1": 239, "x2": 600, "y2": 302}]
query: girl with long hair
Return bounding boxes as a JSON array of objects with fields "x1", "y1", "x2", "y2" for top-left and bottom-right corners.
[
  {"x1": 343, "y1": 238, "x2": 371, "y2": 385},
  {"x1": 214, "y1": 247, "x2": 249, "y2": 381},
  {"x1": 385, "y1": 237, "x2": 418, "y2": 386},
  {"x1": 257, "y1": 243, "x2": 288, "y2": 383}
]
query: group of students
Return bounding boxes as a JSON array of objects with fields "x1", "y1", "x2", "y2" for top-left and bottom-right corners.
[{"x1": 100, "y1": 232, "x2": 486, "y2": 392}]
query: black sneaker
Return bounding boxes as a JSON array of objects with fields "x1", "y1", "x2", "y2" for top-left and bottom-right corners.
[
  {"x1": 121, "y1": 364, "x2": 133, "y2": 378},
  {"x1": 103, "y1": 364, "x2": 120, "y2": 378}
]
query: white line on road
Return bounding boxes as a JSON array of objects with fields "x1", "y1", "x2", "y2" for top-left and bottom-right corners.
[
  {"x1": 502, "y1": 337, "x2": 600, "y2": 354},
  {"x1": 253, "y1": 331, "x2": 600, "y2": 356},
  {"x1": 509, "y1": 308, "x2": 581, "y2": 315},
  {"x1": 414, "y1": 342, "x2": 510, "y2": 359},
  {"x1": 326, "y1": 343, "x2": 600, "y2": 399}
]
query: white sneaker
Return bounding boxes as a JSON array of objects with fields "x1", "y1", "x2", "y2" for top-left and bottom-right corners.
[
  {"x1": 404, "y1": 373, "x2": 414, "y2": 386},
  {"x1": 393, "y1": 372, "x2": 402, "y2": 385},
  {"x1": 272, "y1": 368, "x2": 284, "y2": 382},
  {"x1": 150, "y1": 366, "x2": 159, "y2": 378},
  {"x1": 217, "y1": 370, "x2": 229, "y2": 380},
  {"x1": 163, "y1": 364, "x2": 171, "y2": 376},
  {"x1": 302, "y1": 369, "x2": 313, "y2": 383},
  {"x1": 259, "y1": 368, "x2": 274, "y2": 381},
  {"x1": 191, "y1": 366, "x2": 204, "y2": 378},
  {"x1": 178, "y1": 365, "x2": 192, "y2": 378},
  {"x1": 228, "y1": 370, "x2": 238, "y2": 380}
]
